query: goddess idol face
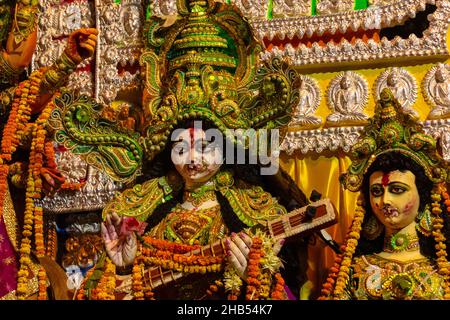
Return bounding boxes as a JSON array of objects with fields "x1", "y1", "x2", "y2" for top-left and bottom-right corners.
[
  {"x1": 369, "y1": 170, "x2": 420, "y2": 232},
  {"x1": 170, "y1": 127, "x2": 223, "y2": 186}
]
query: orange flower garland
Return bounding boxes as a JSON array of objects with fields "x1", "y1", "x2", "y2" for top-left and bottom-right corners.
[
  {"x1": 132, "y1": 259, "x2": 144, "y2": 300},
  {"x1": 0, "y1": 69, "x2": 45, "y2": 225},
  {"x1": 140, "y1": 236, "x2": 223, "y2": 274},
  {"x1": 44, "y1": 141, "x2": 57, "y2": 169},
  {"x1": 431, "y1": 187, "x2": 450, "y2": 300},
  {"x1": 444, "y1": 189, "x2": 450, "y2": 212},
  {"x1": 270, "y1": 273, "x2": 285, "y2": 300},
  {"x1": 142, "y1": 236, "x2": 200, "y2": 253},
  {"x1": 38, "y1": 267, "x2": 48, "y2": 300},
  {"x1": 14, "y1": 73, "x2": 59, "y2": 299},
  {"x1": 34, "y1": 206, "x2": 45, "y2": 257},
  {"x1": 93, "y1": 258, "x2": 116, "y2": 300},
  {"x1": 320, "y1": 194, "x2": 365, "y2": 299},
  {"x1": 245, "y1": 236, "x2": 263, "y2": 300},
  {"x1": 2, "y1": 81, "x2": 30, "y2": 159},
  {"x1": 46, "y1": 224, "x2": 58, "y2": 260},
  {"x1": 222, "y1": 233, "x2": 285, "y2": 301}
]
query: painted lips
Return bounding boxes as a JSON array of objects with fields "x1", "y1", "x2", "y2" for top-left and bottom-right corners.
[
  {"x1": 186, "y1": 162, "x2": 208, "y2": 175},
  {"x1": 382, "y1": 205, "x2": 399, "y2": 218}
]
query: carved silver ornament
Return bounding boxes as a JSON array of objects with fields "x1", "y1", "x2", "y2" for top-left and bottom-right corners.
[
  {"x1": 290, "y1": 75, "x2": 322, "y2": 129},
  {"x1": 326, "y1": 71, "x2": 369, "y2": 126},
  {"x1": 374, "y1": 67, "x2": 418, "y2": 118},
  {"x1": 423, "y1": 63, "x2": 450, "y2": 120}
]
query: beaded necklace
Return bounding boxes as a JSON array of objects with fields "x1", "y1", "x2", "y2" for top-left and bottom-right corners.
[
  {"x1": 183, "y1": 183, "x2": 217, "y2": 207},
  {"x1": 383, "y1": 233, "x2": 420, "y2": 253}
]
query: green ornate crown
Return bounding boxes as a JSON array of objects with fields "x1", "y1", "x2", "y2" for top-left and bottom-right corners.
[
  {"x1": 341, "y1": 88, "x2": 448, "y2": 192},
  {"x1": 49, "y1": 0, "x2": 299, "y2": 183},
  {"x1": 140, "y1": 0, "x2": 299, "y2": 160}
]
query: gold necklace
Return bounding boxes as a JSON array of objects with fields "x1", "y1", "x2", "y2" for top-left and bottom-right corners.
[
  {"x1": 165, "y1": 204, "x2": 222, "y2": 244},
  {"x1": 183, "y1": 184, "x2": 216, "y2": 207},
  {"x1": 383, "y1": 233, "x2": 420, "y2": 253}
]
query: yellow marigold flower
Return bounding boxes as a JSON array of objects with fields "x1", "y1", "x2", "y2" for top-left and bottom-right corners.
[
  {"x1": 349, "y1": 231, "x2": 360, "y2": 239},
  {"x1": 431, "y1": 194, "x2": 441, "y2": 201},
  {"x1": 17, "y1": 283, "x2": 28, "y2": 293},
  {"x1": 17, "y1": 269, "x2": 28, "y2": 277}
]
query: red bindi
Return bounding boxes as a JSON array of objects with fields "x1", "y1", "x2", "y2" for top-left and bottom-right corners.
[{"x1": 382, "y1": 172, "x2": 390, "y2": 187}]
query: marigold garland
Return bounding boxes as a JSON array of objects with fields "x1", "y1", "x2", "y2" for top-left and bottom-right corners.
[
  {"x1": 34, "y1": 206, "x2": 45, "y2": 257},
  {"x1": 46, "y1": 224, "x2": 58, "y2": 260},
  {"x1": 132, "y1": 259, "x2": 144, "y2": 300},
  {"x1": 140, "y1": 236, "x2": 223, "y2": 274},
  {"x1": 443, "y1": 190, "x2": 450, "y2": 213},
  {"x1": 222, "y1": 231, "x2": 285, "y2": 300},
  {"x1": 44, "y1": 141, "x2": 57, "y2": 170},
  {"x1": 142, "y1": 236, "x2": 200, "y2": 253},
  {"x1": 17, "y1": 92, "x2": 59, "y2": 299},
  {"x1": 92, "y1": 258, "x2": 116, "y2": 300},
  {"x1": 37, "y1": 267, "x2": 48, "y2": 300},
  {"x1": 320, "y1": 194, "x2": 365, "y2": 299},
  {"x1": 431, "y1": 186, "x2": 450, "y2": 300},
  {"x1": 0, "y1": 69, "x2": 45, "y2": 227},
  {"x1": 270, "y1": 273, "x2": 285, "y2": 300},
  {"x1": 11, "y1": 71, "x2": 60, "y2": 299},
  {"x1": 245, "y1": 236, "x2": 263, "y2": 300}
]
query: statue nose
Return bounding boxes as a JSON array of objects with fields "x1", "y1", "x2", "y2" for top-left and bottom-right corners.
[
  {"x1": 189, "y1": 150, "x2": 202, "y2": 164},
  {"x1": 382, "y1": 192, "x2": 394, "y2": 205},
  {"x1": 188, "y1": 142, "x2": 204, "y2": 162}
]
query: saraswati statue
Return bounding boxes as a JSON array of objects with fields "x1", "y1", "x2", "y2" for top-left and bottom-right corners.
[
  {"x1": 320, "y1": 88, "x2": 450, "y2": 300},
  {"x1": 49, "y1": 0, "x2": 337, "y2": 300}
]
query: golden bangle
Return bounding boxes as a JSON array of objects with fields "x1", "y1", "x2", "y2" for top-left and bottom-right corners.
[
  {"x1": 0, "y1": 51, "x2": 22, "y2": 86},
  {"x1": 42, "y1": 52, "x2": 78, "y2": 90}
]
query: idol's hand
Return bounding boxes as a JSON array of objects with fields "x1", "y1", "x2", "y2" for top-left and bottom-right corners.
[
  {"x1": 41, "y1": 167, "x2": 65, "y2": 196},
  {"x1": 101, "y1": 212, "x2": 137, "y2": 267},
  {"x1": 65, "y1": 28, "x2": 98, "y2": 64},
  {"x1": 226, "y1": 232, "x2": 284, "y2": 280}
]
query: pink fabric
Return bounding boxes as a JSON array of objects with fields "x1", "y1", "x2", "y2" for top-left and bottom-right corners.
[
  {"x1": 284, "y1": 284, "x2": 297, "y2": 300},
  {"x1": 0, "y1": 216, "x2": 17, "y2": 298}
]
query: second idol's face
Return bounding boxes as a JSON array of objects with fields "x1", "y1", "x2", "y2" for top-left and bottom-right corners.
[
  {"x1": 171, "y1": 128, "x2": 223, "y2": 186},
  {"x1": 369, "y1": 170, "x2": 420, "y2": 232}
]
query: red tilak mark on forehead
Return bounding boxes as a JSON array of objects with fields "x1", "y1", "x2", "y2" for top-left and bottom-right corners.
[
  {"x1": 188, "y1": 127, "x2": 196, "y2": 144},
  {"x1": 382, "y1": 173, "x2": 390, "y2": 187}
]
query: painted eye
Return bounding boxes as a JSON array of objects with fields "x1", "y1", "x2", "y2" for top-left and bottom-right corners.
[
  {"x1": 203, "y1": 142, "x2": 216, "y2": 152},
  {"x1": 172, "y1": 142, "x2": 187, "y2": 155},
  {"x1": 370, "y1": 185, "x2": 384, "y2": 197},
  {"x1": 390, "y1": 185, "x2": 406, "y2": 194}
]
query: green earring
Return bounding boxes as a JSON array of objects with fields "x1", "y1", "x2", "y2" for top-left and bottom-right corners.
[{"x1": 416, "y1": 206, "x2": 432, "y2": 237}]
